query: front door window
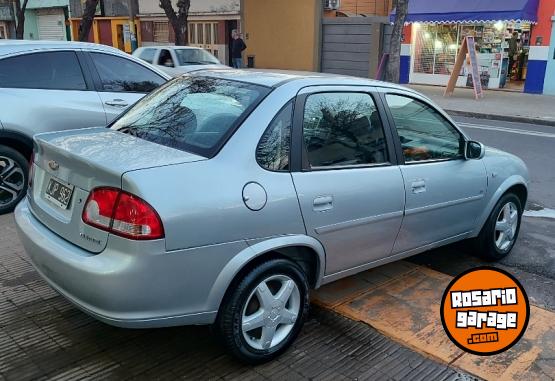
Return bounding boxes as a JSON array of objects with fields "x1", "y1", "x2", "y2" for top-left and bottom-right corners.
[{"x1": 386, "y1": 94, "x2": 464, "y2": 162}]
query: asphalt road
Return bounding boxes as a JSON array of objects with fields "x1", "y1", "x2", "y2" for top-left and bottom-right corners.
[{"x1": 412, "y1": 116, "x2": 555, "y2": 311}]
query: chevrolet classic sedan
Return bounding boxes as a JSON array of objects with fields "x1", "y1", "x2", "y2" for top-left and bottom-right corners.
[{"x1": 15, "y1": 70, "x2": 529, "y2": 363}]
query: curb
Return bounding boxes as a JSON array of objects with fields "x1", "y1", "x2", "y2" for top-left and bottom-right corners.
[
  {"x1": 312, "y1": 261, "x2": 555, "y2": 381},
  {"x1": 445, "y1": 109, "x2": 555, "y2": 127}
]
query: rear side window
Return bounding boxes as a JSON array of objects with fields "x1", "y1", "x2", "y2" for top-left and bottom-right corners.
[
  {"x1": 111, "y1": 76, "x2": 269, "y2": 158},
  {"x1": 256, "y1": 101, "x2": 293, "y2": 171},
  {"x1": 0, "y1": 51, "x2": 86, "y2": 90},
  {"x1": 138, "y1": 48, "x2": 156, "y2": 63},
  {"x1": 90, "y1": 52, "x2": 166, "y2": 93},
  {"x1": 303, "y1": 92, "x2": 388, "y2": 168}
]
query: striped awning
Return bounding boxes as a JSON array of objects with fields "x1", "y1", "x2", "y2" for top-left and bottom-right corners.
[{"x1": 390, "y1": 0, "x2": 540, "y2": 24}]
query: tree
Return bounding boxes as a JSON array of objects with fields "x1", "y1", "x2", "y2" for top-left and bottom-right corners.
[
  {"x1": 159, "y1": 0, "x2": 190, "y2": 46},
  {"x1": 384, "y1": 0, "x2": 409, "y2": 83},
  {"x1": 14, "y1": 0, "x2": 29, "y2": 39},
  {"x1": 78, "y1": 0, "x2": 100, "y2": 42}
]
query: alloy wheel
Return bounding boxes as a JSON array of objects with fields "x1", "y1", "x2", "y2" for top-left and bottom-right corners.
[
  {"x1": 494, "y1": 201, "x2": 519, "y2": 252},
  {"x1": 241, "y1": 274, "x2": 301, "y2": 351},
  {"x1": 0, "y1": 156, "x2": 25, "y2": 207}
]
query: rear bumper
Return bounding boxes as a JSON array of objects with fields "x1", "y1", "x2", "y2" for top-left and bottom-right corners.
[{"x1": 14, "y1": 199, "x2": 243, "y2": 328}]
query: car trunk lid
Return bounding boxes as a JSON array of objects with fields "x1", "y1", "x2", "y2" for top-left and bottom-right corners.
[{"x1": 28, "y1": 127, "x2": 206, "y2": 253}]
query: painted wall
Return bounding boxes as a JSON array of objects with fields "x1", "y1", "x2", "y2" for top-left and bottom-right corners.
[
  {"x1": 23, "y1": 10, "x2": 38, "y2": 39},
  {"x1": 543, "y1": 16, "x2": 555, "y2": 95},
  {"x1": 138, "y1": 0, "x2": 239, "y2": 15},
  {"x1": 26, "y1": 0, "x2": 68, "y2": 8},
  {"x1": 324, "y1": 0, "x2": 393, "y2": 17},
  {"x1": 242, "y1": 0, "x2": 321, "y2": 71},
  {"x1": 524, "y1": 0, "x2": 555, "y2": 93}
]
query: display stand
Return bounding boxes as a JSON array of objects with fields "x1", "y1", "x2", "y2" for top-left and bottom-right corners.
[{"x1": 444, "y1": 36, "x2": 483, "y2": 99}]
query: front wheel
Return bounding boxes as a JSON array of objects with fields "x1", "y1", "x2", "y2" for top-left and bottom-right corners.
[
  {"x1": 476, "y1": 193, "x2": 522, "y2": 261},
  {"x1": 217, "y1": 259, "x2": 309, "y2": 364}
]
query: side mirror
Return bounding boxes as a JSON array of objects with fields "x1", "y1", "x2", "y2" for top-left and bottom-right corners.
[{"x1": 465, "y1": 140, "x2": 485, "y2": 160}]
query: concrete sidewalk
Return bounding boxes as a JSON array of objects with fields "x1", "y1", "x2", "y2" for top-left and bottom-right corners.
[
  {"x1": 0, "y1": 214, "x2": 474, "y2": 381},
  {"x1": 409, "y1": 84, "x2": 555, "y2": 126},
  {"x1": 313, "y1": 261, "x2": 555, "y2": 381}
]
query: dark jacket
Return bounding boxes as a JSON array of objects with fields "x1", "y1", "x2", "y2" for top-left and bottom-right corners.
[{"x1": 231, "y1": 38, "x2": 247, "y2": 58}]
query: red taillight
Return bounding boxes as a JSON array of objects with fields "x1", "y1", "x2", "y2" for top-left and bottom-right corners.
[
  {"x1": 82, "y1": 187, "x2": 164, "y2": 240},
  {"x1": 28, "y1": 152, "x2": 35, "y2": 189}
]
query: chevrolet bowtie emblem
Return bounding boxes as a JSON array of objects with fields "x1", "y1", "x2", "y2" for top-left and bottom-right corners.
[{"x1": 48, "y1": 160, "x2": 59, "y2": 171}]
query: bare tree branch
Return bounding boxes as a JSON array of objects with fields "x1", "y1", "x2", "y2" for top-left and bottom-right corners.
[
  {"x1": 14, "y1": 0, "x2": 29, "y2": 39},
  {"x1": 385, "y1": 0, "x2": 409, "y2": 83},
  {"x1": 159, "y1": 0, "x2": 190, "y2": 46},
  {"x1": 78, "y1": 0, "x2": 100, "y2": 42}
]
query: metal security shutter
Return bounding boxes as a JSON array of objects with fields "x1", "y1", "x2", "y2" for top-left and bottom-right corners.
[
  {"x1": 153, "y1": 22, "x2": 169, "y2": 43},
  {"x1": 37, "y1": 9, "x2": 66, "y2": 41}
]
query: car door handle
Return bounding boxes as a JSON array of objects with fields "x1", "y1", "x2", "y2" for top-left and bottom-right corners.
[
  {"x1": 105, "y1": 99, "x2": 129, "y2": 107},
  {"x1": 411, "y1": 180, "x2": 426, "y2": 194},
  {"x1": 313, "y1": 196, "x2": 333, "y2": 211}
]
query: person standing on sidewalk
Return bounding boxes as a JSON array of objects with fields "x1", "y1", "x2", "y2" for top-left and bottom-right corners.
[
  {"x1": 508, "y1": 32, "x2": 520, "y2": 80},
  {"x1": 231, "y1": 30, "x2": 247, "y2": 69}
]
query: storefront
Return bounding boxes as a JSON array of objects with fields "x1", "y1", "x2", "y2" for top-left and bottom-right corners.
[{"x1": 394, "y1": 0, "x2": 548, "y2": 93}]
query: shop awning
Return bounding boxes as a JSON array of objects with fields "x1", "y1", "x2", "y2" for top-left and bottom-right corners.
[{"x1": 390, "y1": 0, "x2": 539, "y2": 24}]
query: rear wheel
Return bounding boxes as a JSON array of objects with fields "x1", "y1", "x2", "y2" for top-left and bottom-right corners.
[
  {"x1": 476, "y1": 193, "x2": 522, "y2": 261},
  {"x1": 0, "y1": 146, "x2": 28, "y2": 215},
  {"x1": 217, "y1": 259, "x2": 309, "y2": 364}
]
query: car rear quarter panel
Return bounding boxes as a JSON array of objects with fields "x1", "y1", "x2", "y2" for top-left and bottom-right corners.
[{"x1": 121, "y1": 84, "x2": 308, "y2": 252}]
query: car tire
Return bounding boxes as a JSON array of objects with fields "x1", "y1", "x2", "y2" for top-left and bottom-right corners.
[
  {"x1": 0, "y1": 145, "x2": 28, "y2": 215},
  {"x1": 217, "y1": 258, "x2": 309, "y2": 364},
  {"x1": 475, "y1": 193, "x2": 522, "y2": 261}
]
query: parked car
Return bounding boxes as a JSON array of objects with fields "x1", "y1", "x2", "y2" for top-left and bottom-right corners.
[
  {"x1": 0, "y1": 40, "x2": 171, "y2": 214},
  {"x1": 15, "y1": 71, "x2": 529, "y2": 364},
  {"x1": 133, "y1": 45, "x2": 228, "y2": 77}
]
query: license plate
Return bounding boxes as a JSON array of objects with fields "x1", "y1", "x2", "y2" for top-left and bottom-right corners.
[{"x1": 44, "y1": 178, "x2": 74, "y2": 209}]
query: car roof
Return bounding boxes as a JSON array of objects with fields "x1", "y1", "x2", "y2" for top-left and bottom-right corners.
[
  {"x1": 190, "y1": 68, "x2": 416, "y2": 92},
  {"x1": 136, "y1": 45, "x2": 204, "y2": 51},
  {"x1": 0, "y1": 40, "x2": 127, "y2": 57}
]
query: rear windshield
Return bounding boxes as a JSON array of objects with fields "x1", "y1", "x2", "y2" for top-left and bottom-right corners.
[{"x1": 111, "y1": 76, "x2": 269, "y2": 157}]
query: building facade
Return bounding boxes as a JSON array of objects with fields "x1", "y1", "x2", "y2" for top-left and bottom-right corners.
[
  {"x1": 24, "y1": 0, "x2": 70, "y2": 41},
  {"x1": 397, "y1": 0, "x2": 555, "y2": 94},
  {"x1": 324, "y1": 0, "x2": 393, "y2": 17},
  {"x1": 0, "y1": 0, "x2": 15, "y2": 39},
  {"x1": 138, "y1": 0, "x2": 239, "y2": 66},
  {"x1": 241, "y1": 0, "x2": 321, "y2": 71},
  {"x1": 544, "y1": 16, "x2": 555, "y2": 95},
  {"x1": 69, "y1": 0, "x2": 139, "y2": 53}
]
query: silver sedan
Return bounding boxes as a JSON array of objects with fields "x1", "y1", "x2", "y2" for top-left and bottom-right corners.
[{"x1": 15, "y1": 70, "x2": 529, "y2": 363}]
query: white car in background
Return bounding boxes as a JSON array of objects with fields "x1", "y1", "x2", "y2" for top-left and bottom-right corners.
[{"x1": 133, "y1": 46, "x2": 228, "y2": 77}]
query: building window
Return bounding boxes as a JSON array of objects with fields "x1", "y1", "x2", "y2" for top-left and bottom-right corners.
[
  {"x1": 196, "y1": 23, "x2": 203, "y2": 44},
  {"x1": 413, "y1": 24, "x2": 459, "y2": 75},
  {"x1": 188, "y1": 23, "x2": 196, "y2": 43},
  {"x1": 153, "y1": 22, "x2": 169, "y2": 43},
  {"x1": 413, "y1": 23, "x2": 508, "y2": 76}
]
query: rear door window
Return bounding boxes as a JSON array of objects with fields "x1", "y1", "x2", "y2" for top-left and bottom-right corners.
[
  {"x1": 90, "y1": 52, "x2": 166, "y2": 93},
  {"x1": 303, "y1": 92, "x2": 389, "y2": 168},
  {"x1": 0, "y1": 51, "x2": 87, "y2": 90},
  {"x1": 111, "y1": 76, "x2": 270, "y2": 157}
]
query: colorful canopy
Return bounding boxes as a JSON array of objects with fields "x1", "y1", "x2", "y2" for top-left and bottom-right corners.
[{"x1": 390, "y1": 0, "x2": 540, "y2": 24}]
